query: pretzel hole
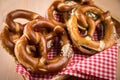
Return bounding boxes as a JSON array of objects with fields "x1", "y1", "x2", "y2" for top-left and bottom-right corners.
[
  {"x1": 53, "y1": 10, "x2": 65, "y2": 23},
  {"x1": 25, "y1": 38, "x2": 39, "y2": 56},
  {"x1": 87, "y1": 22, "x2": 104, "y2": 41},
  {"x1": 14, "y1": 18, "x2": 29, "y2": 24},
  {"x1": 78, "y1": 26, "x2": 87, "y2": 37},
  {"x1": 47, "y1": 36, "x2": 61, "y2": 59},
  {"x1": 33, "y1": 26, "x2": 54, "y2": 41},
  {"x1": 95, "y1": 22, "x2": 105, "y2": 40}
]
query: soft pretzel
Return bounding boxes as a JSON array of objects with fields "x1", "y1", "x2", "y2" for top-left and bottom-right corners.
[
  {"x1": 67, "y1": 5, "x2": 116, "y2": 54},
  {"x1": 47, "y1": 0, "x2": 66, "y2": 27},
  {"x1": 0, "y1": 9, "x2": 42, "y2": 56},
  {"x1": 47, "y1": 0, "x2": 84, "y2": 28},
  {"x1": 0, "y1": 0, "x2": 118, "y2": 79},
  {"x1": 47, "y1": 0, "x2": 94, "y2": 28},
  {"x1": 15, "y1": 19, "x2": 73, "y2": 73},
  {"x1": 5, "y1": 9, "x2": 43, "y2": 33}
]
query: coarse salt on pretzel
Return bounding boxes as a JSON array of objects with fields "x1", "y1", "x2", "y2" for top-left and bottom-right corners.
[{"x1": 67, "y1": 5, "x2": 116, "y2": 54}]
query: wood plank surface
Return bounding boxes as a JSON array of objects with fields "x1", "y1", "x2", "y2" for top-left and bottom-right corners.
[{"x1": 0, "y1": 0, "x2": 120, "y2": 80}]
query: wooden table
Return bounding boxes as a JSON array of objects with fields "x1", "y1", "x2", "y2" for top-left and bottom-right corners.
[{"x1": 0, "y1": 0, "x2": 120, "y2": 80}]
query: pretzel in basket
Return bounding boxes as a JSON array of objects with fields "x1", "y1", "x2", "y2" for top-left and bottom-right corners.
[
  {"x1": 0, "y1": 9, "x2": 42, "y2": 57},
  {"x1": 14, "y1": 19, "x2": 73, "y2": 73},
  {"x1": 67, "y1": 5, "x2": 116, "y2": 54}
]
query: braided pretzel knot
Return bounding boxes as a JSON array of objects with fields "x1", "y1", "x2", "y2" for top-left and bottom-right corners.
[
  {"x1": 67, "y1": 5, "x2": 116, "y2": 54},
  {"x1": 15, "y1": 19, "x2": 73, "y2": 73},
  {"x1": 0, "y1": 10, "x2": 42, "y2": 56}
]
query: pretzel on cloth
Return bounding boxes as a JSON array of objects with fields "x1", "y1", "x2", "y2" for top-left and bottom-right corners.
[
  {"x1": 14, "y1": 19, "x2": 73, "y2": 73},
  {"x1": 67, "y1": 5, "x2": 116, "y2": 54},
  {"x1": 48, "y1": 0, "x2": 93, "y2": 28},
  {"x1": 0, "y1": 9, "x2": 42, "y2": 57},
  {"x1": 47, "y1": 0, "x2": 94, "y2": 28}
]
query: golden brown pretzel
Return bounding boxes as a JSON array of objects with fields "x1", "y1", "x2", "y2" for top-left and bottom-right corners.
[
  {"x1": 67, "y1": 5, "x2": 116, "y2": 54},
  {"x1": 0, "y1": 9, "x2": 42, "y2": 56},
  {"x1": 15, "y1": 19, "x2": 73, "y2": 73},
  {"x1": 47, "y1": 0, "x2": 82, "y2": 28},
  {"x1": 47, "y1": 0, "x2": 66, "y2": 27},
  {"x1": 47, "y1": 0, "x2": 94, "y2": 28}
]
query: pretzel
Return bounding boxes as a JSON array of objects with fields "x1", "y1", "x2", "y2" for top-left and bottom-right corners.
[
  {"x1": 47, "y1": 0, "x2": 95, "y2": 29},
  {"x1": 14, "y1": 19, "x2": 73, "y2": 73},
  {"x1": 47, "y1": 0, "x2": 66, "y2": 27},
  {"x1": 47, "y1": 0, "x2": 83, "y2": 28},
  {"x1": 0, "y1": 10, "x2": 43, "y2": 56},
  {"x1": 67, "y1": 5, "x2": 116, "y2": 54}
]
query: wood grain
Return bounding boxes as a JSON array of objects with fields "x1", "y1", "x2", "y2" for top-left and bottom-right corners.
[{"x1": 0, "y1": 0, "x2": 120, "y2": 80}]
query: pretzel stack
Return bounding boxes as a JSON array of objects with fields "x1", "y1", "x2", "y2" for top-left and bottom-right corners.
[{"x1": 0, "y1": 0, "x2": 117, "y2": 79}]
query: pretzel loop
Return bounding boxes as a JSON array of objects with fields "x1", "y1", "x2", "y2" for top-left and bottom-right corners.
[
  {"x1": 15, "y1": 19, "x2": 73, "y2": 73},
  {"x1": 0, "y1": 10, "x2": 43, "y2": 56}
]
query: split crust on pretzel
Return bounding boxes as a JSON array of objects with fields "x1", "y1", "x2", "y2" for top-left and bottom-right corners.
[
  {"x1": 15, "y1": 19, "x2": 73, "y2": 73},
  {"x1": 67, "y1": 5, "x2": 116, "y2": 54},
  {"x1": 0, "y1": 9, "x2": 42, "y2": 56}
]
